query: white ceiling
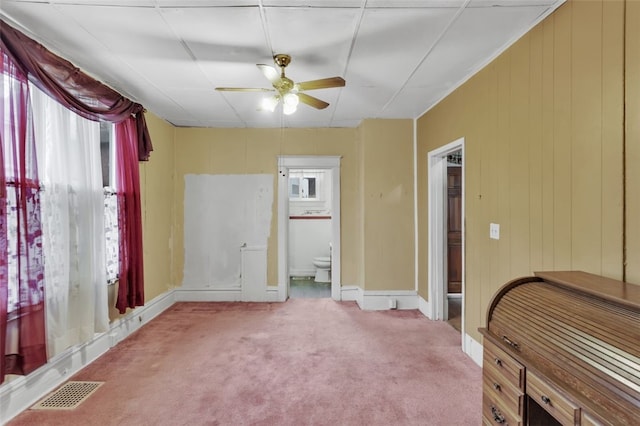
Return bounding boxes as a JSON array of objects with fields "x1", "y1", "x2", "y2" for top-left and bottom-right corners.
[{"x1": 1, "y1": 0, "x2": 565, "y2": 128}]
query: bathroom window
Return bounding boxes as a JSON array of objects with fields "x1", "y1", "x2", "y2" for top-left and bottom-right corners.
[{"x1": 289, "y1": 176, "x2": 316, "y2": 199}]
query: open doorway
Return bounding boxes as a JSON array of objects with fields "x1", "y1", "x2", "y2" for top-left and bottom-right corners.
[
  {"x1": 428, "y1": 138, "x2": 465, "y2": 348},
  {"x1": 446, "y1": 152, "x2": 462, "y2": 332},
  {"x1": 287, "y1": 169, "x2": 332, "y2": 299},
  {"x1": 277, "y1": 156, "x2": 341, "y2": 301}
]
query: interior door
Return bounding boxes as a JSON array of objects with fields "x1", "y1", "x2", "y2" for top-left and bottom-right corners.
[{"x1": 447, "y1": 166, "x2": 462, "y2": 294}]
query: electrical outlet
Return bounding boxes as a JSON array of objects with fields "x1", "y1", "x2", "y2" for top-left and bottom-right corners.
[{"x1": 490, "y1": 223, "x2": 500, "y2": 240}]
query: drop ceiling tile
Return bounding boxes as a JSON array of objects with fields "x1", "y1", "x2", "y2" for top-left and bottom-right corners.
[
  {"x1": 201, "y1": 62, "x2": 276, "y2": 90},
  {"x1": 382, "y1": 86, "x2": 450, "y2": 118},
  {"x1": 52, "y1": 5, "x2": 184, "y2": 58},
  {"x1": 345, "y1": 7, "x2": 457, "y2": 88},
  {"x1": 407, "y1": 5, "x2": 549, "y2": 89},
  {"x1": 332, "y1": 86, "x2": 395, "y2": 120},
  {"x1": 161, "y1": 7, "x2": 271, "y2": 65},
  {"x1": 264, "y1": 7, "x2": 358, "y2": 81},
  {"x1": 165, "y1": 89, "x2": 240, "y2": 121},
  {"x1": 2, "y1": 3, "x2": 101, "y2": 61}
]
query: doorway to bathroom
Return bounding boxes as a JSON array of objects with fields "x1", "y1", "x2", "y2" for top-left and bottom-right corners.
[
  {"x1": 288, "y1": 169, "x2": 332, "y2": 298},
  {"x1": 427, "y1": 138, "x2": 465, "y2": 349},
  {"x1": 277, "y1": 156, "x2": 341, "y2": 301}
]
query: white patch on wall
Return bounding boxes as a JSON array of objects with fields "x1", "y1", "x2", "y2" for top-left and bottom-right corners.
[{"x1": 183, "y1": 174, "x2": 273, "y2": 288}]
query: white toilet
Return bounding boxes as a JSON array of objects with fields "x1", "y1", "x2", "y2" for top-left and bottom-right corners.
[{"x1": 312, "y1": 256, "x2": 331, "y2": 283}]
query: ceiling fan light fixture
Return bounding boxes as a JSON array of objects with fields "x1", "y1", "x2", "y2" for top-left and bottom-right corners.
[
  {"x1": 283, "y1": 103, "x2": 297, "y2": 115},
  {"x1": 261, "y1": 96, "x2": 279, "y2": 112},
  {"x1": 216, "y1": 54, "x2": 344, "y2": 114},
  {"x1": 283, "y1": 92, "x2": 299, "y2": 107}
]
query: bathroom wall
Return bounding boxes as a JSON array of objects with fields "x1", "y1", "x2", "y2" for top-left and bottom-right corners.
[
  {"x1": 288, "y1": 169, "x2": 332, "y2": 276},
  {"x1": 288, "y1": 218, "x2": 331, "y2": 276}
]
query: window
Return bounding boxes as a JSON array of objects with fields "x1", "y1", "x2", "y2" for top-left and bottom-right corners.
[
  {"x1": 100, "y1": 122, "x2": 119, "y2": 284},
  {"x1": 289, "y1": 176, "x2": 317, "y2": 199},
  {"x1": 100, "y1": 122, "x2": 115, "y2": 187}
]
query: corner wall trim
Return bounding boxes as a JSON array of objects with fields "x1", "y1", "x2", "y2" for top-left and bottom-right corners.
[
  {"x1": 464, "y1": 334, "x2": 483, "y2": 367},
  {"x1": 418, "y1": 295, "x2": 432, "y2": 319}
]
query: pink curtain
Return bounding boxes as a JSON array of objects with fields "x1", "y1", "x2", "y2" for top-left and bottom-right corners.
[
  {"x1": 1, "y1": 50, "x2": 47, "y2": 384},
  {"x1": 0, "y1": 20, "x2": 153, "y2": 161},
  {"x1": 114, "y1": 119, "x2": 144, "y2": 314}
]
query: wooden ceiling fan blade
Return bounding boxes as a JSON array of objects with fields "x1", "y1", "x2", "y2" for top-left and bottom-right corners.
[
  {"x1": 296, "y1": 77, "x2": 345, "y2": 91},
  {"x1": 257, "y1": 64, "x2": 280, "y2": 84},
  {"x1": 215, "y1": 87, "x2": 273, "y2": 92},
  {"x1": 298, "y1": 93, "x2": 329, "y2": 110}
]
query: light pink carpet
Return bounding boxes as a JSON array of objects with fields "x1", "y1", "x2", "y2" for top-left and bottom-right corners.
[{"x1": 9, "y1": 299, "x2": 481, "y2": 425}]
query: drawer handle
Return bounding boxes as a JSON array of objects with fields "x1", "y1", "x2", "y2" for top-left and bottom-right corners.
[
  {"x1": 491, "y1": 405, "x2": 506, "y2": 424},
  {"x1": 502, "y1": 335, "x2": 520, "y2": 350},
  {"x1": 492, "y1": 382, "x2": 501, "y2": 392},
  {"x1": 541, "y1": 395, "x2": 551, "y2": 405},
  {"x1": 494, "y1": 358, "x2": 502, "y2": 367}
]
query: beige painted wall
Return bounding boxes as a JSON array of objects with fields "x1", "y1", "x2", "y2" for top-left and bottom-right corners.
[
  {"x1": 417, "y1": 0, "x2": 628, "y2": 342},
  {"x1": 360, "y1": 119, "x2": 415, "y2": 291},
  {"x1": 108, "y1": 112, "x2": 176, "y2": 320},
  {"x1": 171, "y1": 127, "x2": 361, "y2": 288},
  {"x1": 171, "y1": 122, "x2": 416, "y2": 293}
]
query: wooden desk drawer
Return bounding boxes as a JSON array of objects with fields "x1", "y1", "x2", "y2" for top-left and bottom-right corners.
[
  {"x1": 484, "y1": 341, "x2": 525, "y2": 391},
  {"x1": 526, "y1": 371, "x2": 579, "y2": 425},
  {"x1": 483, "y1": 365, "x2": 524, "y2": 416},
  {"x1": 581, "y1": 411, "x2": 604, "y2": 426},
  {"x1": 483, "y1": 392, "x2": 522, "y2": 426}
]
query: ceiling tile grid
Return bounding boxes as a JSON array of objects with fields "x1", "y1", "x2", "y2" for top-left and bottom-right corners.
[{"x1": 1, "y1": 0, "x2": 565, "y2": 128}]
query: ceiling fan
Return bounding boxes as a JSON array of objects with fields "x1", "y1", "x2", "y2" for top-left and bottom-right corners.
[{"x1": 215, "y1": 54, "x2": 346, "y2": 115}]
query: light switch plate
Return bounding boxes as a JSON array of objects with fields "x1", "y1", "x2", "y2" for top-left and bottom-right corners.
[{"x1": 490, "y1": 223, "x2": 500, "y2": 240}]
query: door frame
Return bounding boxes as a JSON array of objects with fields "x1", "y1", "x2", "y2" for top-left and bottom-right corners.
[
  {"x1": 277, "y1": 155, "x2": 342, "y2": 301},
  {"x1": 427, "y1": 138, "x2": 465, "y2": 347}
]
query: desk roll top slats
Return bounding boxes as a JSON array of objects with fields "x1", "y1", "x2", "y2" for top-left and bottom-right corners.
[{"x1": 479, "y1": 271, "x2": 640, "y2": 425}]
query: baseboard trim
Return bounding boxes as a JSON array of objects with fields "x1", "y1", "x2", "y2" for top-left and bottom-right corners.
[
  {"x1": 361, "y1": 290, "x2": 418, "y2": 310},
  {"x1": 266, "y1": 286, "x2": 280, "y2": 302},
  {"x1": 174, "y1": 286, "x2": 284, "y2": 303},
  {"x1": 174, "y1": 287, "x2": 242, "y2": 302},
  {"x1": 0, "y1": 289, "x2": 176, "y2": 423},
  {"x1": 340, "y1": 285, "x2": 362, "y2": 303},
  {"x1": 417, "y1": 294, "x2": 432, "y2": 319},
  {"x1": 464, "y1": 334, "x2": 483, "y2": 367}
]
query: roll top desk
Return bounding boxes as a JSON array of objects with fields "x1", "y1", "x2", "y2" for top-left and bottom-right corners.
[{"x1": 479, "y1": 271, "x2": 640, "y2": 425}]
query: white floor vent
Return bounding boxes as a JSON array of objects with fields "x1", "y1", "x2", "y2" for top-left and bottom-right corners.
[{"x1": 31, "y1": 381, "x2": 104, "y2": 410}]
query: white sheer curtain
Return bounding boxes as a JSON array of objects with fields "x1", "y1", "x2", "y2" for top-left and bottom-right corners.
[{"x1": 30, "y1": 85, "x2": 109, "y2": 357}]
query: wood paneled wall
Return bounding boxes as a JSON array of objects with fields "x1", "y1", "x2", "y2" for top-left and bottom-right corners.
[
  {"x1": 417, "y1": 0, "x2": 629, "y2": 342},
  {"x1": 360, "y1": 119, "x2": 415, "y2": 291},
  {"x1": 626, "y1": 0, "x2": 640, "y2": 283}
]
